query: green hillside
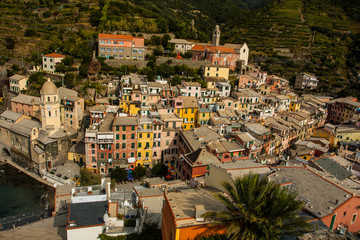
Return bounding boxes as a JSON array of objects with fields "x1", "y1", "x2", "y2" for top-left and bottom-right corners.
[{"x1": 1, "y1": 0, "x2": 360, "y2": 96}]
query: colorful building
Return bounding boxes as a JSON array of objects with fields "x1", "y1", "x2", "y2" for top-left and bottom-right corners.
[
  {"x1": 326, "y1": 97, "x2": 360, "y2": 125},
  {"x1": 162, "y1": 188, "x2": 226, "y2": 240},
  {"x1": 203, "y1": 65, "x2": 229, "y2": 80},
  {"x1": 136, "y1": 116, "x2": 153, "y2": 167},
  {"x1": 98, "y1": 33, "x2": 145, "y2": 60},
  {"x1": 173, "y1": 96, "x2": 199, "y2": 130},
  {"x1": 42, "y1": 53, "x2": 65, "y2": 73},
  {"x1": 113, "y1": 115, "x2": 138, "y2": 168}
]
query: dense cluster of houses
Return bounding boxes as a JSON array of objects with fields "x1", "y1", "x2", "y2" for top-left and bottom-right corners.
[{"x1": 3, "y1": 26, "x2": 360, "y2": 239}]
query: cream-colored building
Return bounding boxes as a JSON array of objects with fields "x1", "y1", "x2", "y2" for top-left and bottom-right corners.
[
  {"x1": 42, "y1": 53, "x2": 65, "y2": 73},
  {"x1": 169, "y1": 39, "x2": 195, "y2": 54},
  {"x1": 40, "y1": 79, "x2": 62, "y2": 135},
  {"x1": 203, "y1": 65, "x2": 229, "y2": 80},
  {"x1": 9, "y1": 74, "x2": 28, "y2": 93}
]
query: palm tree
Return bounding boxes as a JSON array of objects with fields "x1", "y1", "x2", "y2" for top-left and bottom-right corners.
[{"x1": 203, "y1": 173, "x2": 312, "y2": 240}]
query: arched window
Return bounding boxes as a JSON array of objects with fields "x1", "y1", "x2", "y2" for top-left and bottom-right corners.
[
  {"x1": 48, "y1": 97, "x2": 50, "y2": 102},
  {"x1": 49, "y1": 111, "x2": 51, "y2": 117}
]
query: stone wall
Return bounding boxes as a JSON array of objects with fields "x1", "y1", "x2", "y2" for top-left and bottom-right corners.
[{"x1": 105, "y1": 57, "x2": 211, "y2": 70}]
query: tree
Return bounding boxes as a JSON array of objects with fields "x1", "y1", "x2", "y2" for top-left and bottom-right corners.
[
  {"x1": 79, "y1": 168, "x2": 101, "y2": 186},
  {"x1": 151, "y1": 163, "x2": 168, "y2": 178},
  {"x1": 24, "y1": 29, "x2": 36, "y2": 37},
  {"x1": 62, "y1": 56, "x2": 74, "y2": 66},
  {"x1": 203, "y1": 173, "x2": 312, "y2": 240},
  {"x1": 153, "y1": 46, "x2": 163, "y2": 56},
  {"x1": 133, "y1": 166, "x2": 146, "y2": 180},
  {"x1": 183, "y1": 51, "x2": 193, "y2": 59},
  {"x1": 64, "y1": 73, "x2": 75, "y2": 88},
  {"x1": 111, "y1": 168, "x2": 128, "y2": 182},
  {"x1": 5, "y1": 37, "x2": 15, "y2": 49}
]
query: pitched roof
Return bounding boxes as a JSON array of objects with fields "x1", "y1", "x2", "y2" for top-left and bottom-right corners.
[
  {"x1": 11, "y1": 94, "x2": 40, "y2": 105},
  {"x1": 191, "y1": 45, "x2": 237, "y2": 53},
  {"x1": 43, "y1": 53, "x2": 65, "y2": 58},
  {"x1": 113, "y1": 116, "x2": 138, "y2": 126},
  {"x1": 313, "y1": 157, "x2": 352, "y2": 181},
  {"x1": 185, "y1": 148, "x2": 219, "y2": 166},
  {"x1": 1, "y1": 110, "x2": 22, "y2": 122},
  {"x1": 9, "y1": 74, "x2": 27, "y2": 81},
  {"x1": 98, "y1": 33, "x2": 133, "y2": 40}
]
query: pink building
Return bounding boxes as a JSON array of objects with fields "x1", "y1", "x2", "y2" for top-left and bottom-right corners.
[
  {"x1": 191, "y1": 45, "x2": 240, "y2": 70},
  {"x1": 11, "y1": 94, "x2": 40, "y2": 118},
  {"x1": 160, "y1": 114, "x2": 182, "y2": 166},
  {"x1": 181, "y1": 81, "x2": 201, "y2": 98}
]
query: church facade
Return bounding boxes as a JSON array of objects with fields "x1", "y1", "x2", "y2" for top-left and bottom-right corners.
[{"x1": 0, "y1": 79, "x2": 75, "y2": 173}]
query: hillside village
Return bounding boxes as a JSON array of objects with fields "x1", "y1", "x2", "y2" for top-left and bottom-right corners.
[{"x1": 1, "y1": 25, "x2": 360, "y2": 239}]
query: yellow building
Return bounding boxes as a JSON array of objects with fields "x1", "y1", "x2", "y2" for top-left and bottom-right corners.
[
  {"x1": 312, "y1": 124, "x2": 360, "y2": 149},
  {"x1": 136, "y1": 117, "x2": 153, "y2": 167},
  {"x1": 260, "y1": 84, "x2": 271, "y2": 95},
  {"x1": 67, "y1": 141, "x2": 85, "y2": 164},
  {"x1": 197, "y1": 108, "x2": 211, "y2": 126},
  {"x1": 203, "y1": 65, "x2": 230, "y2": 80},
  {"x1": 174, "y1": 96, "x2": 198, "y2": 130},
  {"x1": 289, "y1": 101, "x2": 301, "y2": 112}
]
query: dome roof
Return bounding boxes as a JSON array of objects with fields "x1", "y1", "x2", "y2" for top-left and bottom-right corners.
[{"x1": 41, "y1": 79, "x2": 58, "y2": 95}]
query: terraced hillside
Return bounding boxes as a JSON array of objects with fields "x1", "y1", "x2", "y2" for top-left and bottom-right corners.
[{"x1": 1, "y1": 0, "x2": 360, "y2": 95}]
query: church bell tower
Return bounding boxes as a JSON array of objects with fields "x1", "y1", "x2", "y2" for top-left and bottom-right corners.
[{"x1": 212, "y1": 25, "x2": 221, "y2": 46}]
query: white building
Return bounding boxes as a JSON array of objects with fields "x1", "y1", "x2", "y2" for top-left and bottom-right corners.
[
  {"x1": 169, "y1": 39, "x2": 195, "y2": 54},
  {"x1": 42, "y1": 53, "x2": 65, "y2": 73}
]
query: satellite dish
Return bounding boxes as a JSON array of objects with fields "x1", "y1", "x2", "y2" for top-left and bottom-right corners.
[{"x1": 103, "y1": 213, "x2": 109, "y2": 223}]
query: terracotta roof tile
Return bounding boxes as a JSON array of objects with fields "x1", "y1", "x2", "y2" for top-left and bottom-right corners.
[{"x1": 98, "y1": 33, "x2": 133, "y2": 40}]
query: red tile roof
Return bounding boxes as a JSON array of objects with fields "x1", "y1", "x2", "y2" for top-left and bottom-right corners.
[
  {"x1": 191, "y1": 45, "x2": 237, "y2": 53},
  {"x1": 44, "y1": 53, "x2": 65, "y2": 58},
  {"x1": 98, "y1": 33, "x2": 134, "y2": 40}
]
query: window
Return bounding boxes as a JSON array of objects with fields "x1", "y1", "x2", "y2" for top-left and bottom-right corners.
[
  {"x1": 138, "y1": 50, "x2": 143, "y2": 54},
  {"x1": 100, "y1": 40, "x2": 105, "y2": 44},
  {"x1": 352, "y1": 214, "x2": 357, "y2": 224},
  {"x1": 116, "y1": 126, "x2": 119, "y2": 131},
  {"x1": 119, "y1": 49, "x2": 124, "y2": 53},
  {"x1": 131, "y1": 126, "x2": 135, "y2": 131},
  {"x1": 131, "y1": 143, "x2": 135, "y2": 148},
  {"x1": 106, "y1": 48, "x2": 111, "y2": 52},
  {"x1": 116, "y1": 143, "x2": 119, "y2": 149},
  {"x1": 122, "y1": 143, "x2": 126, "y2": 149},
  {"x1": 138, "y1": 143, "x2": 141, "y2": 148},
  {"x1": 113, "y1": 48, "x2": 118, "y2": 52},
  {"x1": 108, "y1": 153, "x2": 112, "y2": 159},
  {"x1": 119, "y1": 42, "x2": 124, "y2": 45},
  {"x1": 116, "y1": 153, "x2": 119, "y2": 159},
  {"x1": 122, "y1": 153, "x2": 126, "y2": 158},
  {"x1": 113, "y1": 41, "x2": 118, "y2": 44},
  {"x1": 44, "y1": 58, "x2": 47, "y2": 61},
  {"x1": 116, "y1": 134, "x2": 119, "y2": 140},
  {"x1": 123, "y1": 126, "x2": 126, "y2": 131},
  {"x1": 131, "y1": 152, "x2": 134, "y2": 157},
  {"x1": 138, "y1": 152, "x2": 141, "y2": 157},
  {"x1": 131, "y1": 134, "x2": 135, "y2": 139},
  {"x1": 122, "y1": 134, "x2": 126, "y2": 140}
]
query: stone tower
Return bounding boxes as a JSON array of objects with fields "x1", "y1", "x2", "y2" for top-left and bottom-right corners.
[
  {"x1": 40, "y1": 78, "x2": 61, "y2": 135},
  {"x1": 212, "y1": 25, "x2": 221, "y2": 46}
]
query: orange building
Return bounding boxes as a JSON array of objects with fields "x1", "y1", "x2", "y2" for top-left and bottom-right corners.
[{"x1": 162, "y1": 188, "x2": 226, "y2": 240}]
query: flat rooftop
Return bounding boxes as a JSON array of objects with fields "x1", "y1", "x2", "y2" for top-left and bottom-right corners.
[
  {"x1": 166, "y1": 187, "x2": 226, "y2": 227},
  {"x1": 68, "y1": 201, "x2": 107, "y2": 228},
  {"x1": 270, "y1": 167, "x2": 351, "y2": 218}
]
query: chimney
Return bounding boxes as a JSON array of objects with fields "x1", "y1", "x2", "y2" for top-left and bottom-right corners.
[{"x1": 195, "y1": 205, "x2": 206, "y2": 222}]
